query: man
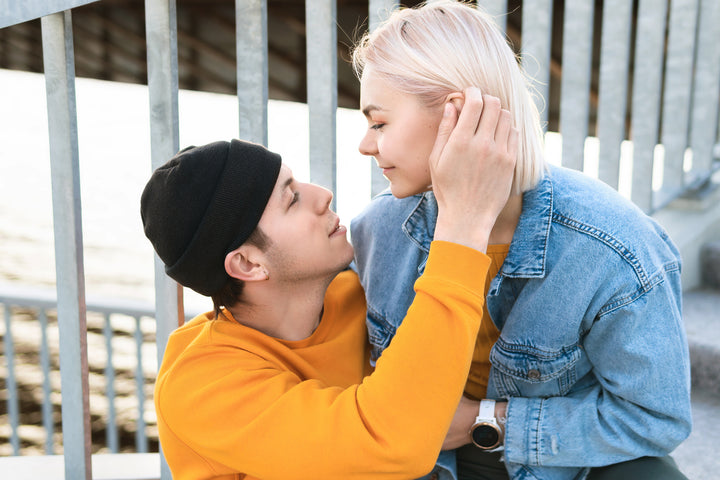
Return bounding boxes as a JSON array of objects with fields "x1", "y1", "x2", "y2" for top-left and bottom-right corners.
[{"x1": 140, "y1": 90, "x2": 518, "y2": 479}]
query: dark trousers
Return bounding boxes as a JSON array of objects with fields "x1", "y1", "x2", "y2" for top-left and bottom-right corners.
[{"x1": 456, "y1": 444, "x2": 688, "y2": 480}]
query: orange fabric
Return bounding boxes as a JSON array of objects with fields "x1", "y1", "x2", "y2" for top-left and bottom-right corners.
[
  {"x1": 464, "y1": 243, "x2": 508, "y2": 400},
  {"x1": 155, "y1": 241, "x2": 492, "y2": 480}
]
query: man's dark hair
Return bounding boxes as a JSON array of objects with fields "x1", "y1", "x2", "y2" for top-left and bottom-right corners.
[{"x1": 212, "y1": 227, "x2": 271, "y2": 318}]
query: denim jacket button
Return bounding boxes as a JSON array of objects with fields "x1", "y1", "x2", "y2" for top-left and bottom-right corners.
[{"x1": 528, "y1": 368, "x2": 541, "y2": 380}]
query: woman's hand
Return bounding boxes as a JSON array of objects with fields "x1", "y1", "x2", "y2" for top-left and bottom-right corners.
[{"x1": 429, "y1": 87, "x2": 518, "y2": 253}]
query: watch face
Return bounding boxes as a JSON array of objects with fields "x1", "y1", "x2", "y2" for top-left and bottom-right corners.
[{"x1": 471, "y1": 423, "x2": 500, "y2": 449}]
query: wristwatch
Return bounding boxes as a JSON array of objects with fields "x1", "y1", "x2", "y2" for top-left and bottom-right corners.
[{"x1": 469, "y1": 399, "x2": 503, "y2": 450}]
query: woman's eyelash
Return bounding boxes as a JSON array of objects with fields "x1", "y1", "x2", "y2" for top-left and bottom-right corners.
[
  {"x1": 289, "y1": 191, "x2": 299, "y2": 206},
  {"x1": 371, "y1": 123, "x2": 385, "y2": 130}
]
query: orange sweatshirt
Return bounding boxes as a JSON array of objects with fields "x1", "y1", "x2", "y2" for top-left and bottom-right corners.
[{"x1": 155, "y1": 241, "x2": 491, "y2": 480}]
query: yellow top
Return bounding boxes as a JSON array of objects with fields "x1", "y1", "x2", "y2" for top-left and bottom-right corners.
[
  {"x1": 464, "y1": 243, "x2": 508, "y2": 400},
  {"x1": 155, "y1": 241, "x2": 492, "y2": 480}
]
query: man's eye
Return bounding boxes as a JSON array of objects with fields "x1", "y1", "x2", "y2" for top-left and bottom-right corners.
[{"x1": 289, "y1": 191, "x2": 299, "y2": 207}]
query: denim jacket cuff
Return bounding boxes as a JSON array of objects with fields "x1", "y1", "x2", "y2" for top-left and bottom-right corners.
[{"x1": 503, "y1": 396, "x2": 545, "y2": 465}]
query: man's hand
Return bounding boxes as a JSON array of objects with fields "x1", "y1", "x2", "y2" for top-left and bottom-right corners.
[
  {"x1": 442, "y1": 397, "x2": 509, "y2": 451},
  {"x1": 430, "y1": 87, "x2": 518, "y2": 252}
]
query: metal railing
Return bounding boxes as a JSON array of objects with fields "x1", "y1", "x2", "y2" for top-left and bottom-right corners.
[{"x1": 1, "y1": 0, "x2": 719, "y2": 479}]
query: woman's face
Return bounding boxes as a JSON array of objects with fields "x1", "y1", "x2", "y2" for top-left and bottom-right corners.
[{"x1": 358, "y1": 66, "x2": 444, "y2": 198}]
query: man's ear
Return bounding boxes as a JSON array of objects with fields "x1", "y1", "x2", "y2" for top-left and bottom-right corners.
[
  {"x1": 224, "y1": 246, "x2": 268, "y2": 282},
  {"x1": 445, "y1": 91, "x2": 464, "y2": 115}
]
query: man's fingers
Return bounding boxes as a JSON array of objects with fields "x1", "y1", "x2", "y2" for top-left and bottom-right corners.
[
  {"x1": 429, "y1": 102, "x2": 459, "y2": 169},
  {"x1": 476, "y1": 94, "x2": 501, "y2": 140},
  {"x1": 494, "y1": 109, "x2": 512, "y2": 146},
  {"x1": 454, "y1": 88, "x2": 484, "y2": 139}
]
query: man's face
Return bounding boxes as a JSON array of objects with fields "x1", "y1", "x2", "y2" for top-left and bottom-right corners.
[
  {"x1": 358, "y1": 66, "x2": 444, "y2": 198},
  {"x1": 255, "y1": 164, "x2": 354, "y2": 282}
]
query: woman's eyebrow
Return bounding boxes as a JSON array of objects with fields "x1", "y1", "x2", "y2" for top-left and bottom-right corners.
[{"x1": 362, "y1": 105, "x2": 384, "y2": 117}]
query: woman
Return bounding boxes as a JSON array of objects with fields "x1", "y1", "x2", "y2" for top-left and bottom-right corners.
[{"x1": 350, "y1": 2, "x2": 691, "y2": 480}]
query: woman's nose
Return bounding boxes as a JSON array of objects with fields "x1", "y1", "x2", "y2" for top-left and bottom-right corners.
[{"x1": 358, "y1": 131, "x2": 377, "y2": 157}]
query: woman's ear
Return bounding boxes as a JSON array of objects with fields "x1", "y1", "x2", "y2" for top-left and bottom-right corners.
[
  {"x1": 444, "y1": 91, "x2": 465, "y2": 115},
  {"x1": 224, "y1": 246, "x2": 268, "y2": 282}
]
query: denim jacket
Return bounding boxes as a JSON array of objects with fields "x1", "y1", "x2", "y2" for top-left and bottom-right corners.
[{"x1": 350, "y1": 165, "x2": 692, "y2": 480}]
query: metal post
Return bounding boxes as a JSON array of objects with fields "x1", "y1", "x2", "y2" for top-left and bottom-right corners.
[
  {"x1": 367, "y1": 0, "x2": 397, "y2": 197},
  {"x1": 145, "y1": 0, "x2": 181, "y2": 478},
  {"x1": 236, "y1": 0, "x2": 268, "y2": 145},
  {"x1": 41, "y1": 10, "x2": 92, "y2": 480},
  {"x1": 306, "y1": 0, "x2": 337, "y2": 208},
  {"x1": 559, "y1": 0, "x2": 594, "y2": 172},
  {"x1": 596, "y1": 0, "x2": 633, "y2": 190},
  {"x1": 631, "y1": 0, "x2": 668, "y2": 212},
  {"x1": 521, "y1": 0, "x2": 553, "y2": 132}
]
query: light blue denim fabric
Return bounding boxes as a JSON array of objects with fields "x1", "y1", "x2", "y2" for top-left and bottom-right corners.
[{"x1": 350, "y1": 165, "x2": 692, "y2": 480}]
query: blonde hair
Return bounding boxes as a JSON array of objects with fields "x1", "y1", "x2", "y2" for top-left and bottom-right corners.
[{"x1": 353, "y1": 0, "x2": 546, "y2": 194}]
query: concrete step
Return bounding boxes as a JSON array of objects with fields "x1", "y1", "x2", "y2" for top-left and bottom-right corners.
[
  {"x1": 673, "y1": 288, "x2": 720, "y2": 478},
  {"x1": 684, "y1": 288, "x2": 720, "y2": 395},
  {"x1": 672, "y1": 387, "x2": 720, "y2": 479}
]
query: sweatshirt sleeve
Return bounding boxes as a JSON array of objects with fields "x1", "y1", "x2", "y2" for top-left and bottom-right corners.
[{"x1": 157, "y1": 241, "x2": 490, "y2": 480}]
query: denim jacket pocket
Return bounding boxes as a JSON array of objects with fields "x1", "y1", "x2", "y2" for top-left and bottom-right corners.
[
  {"x1": 366, "y1": 308, "x2": 397, "y2": 365},
  {"x1": 489, "y1": 339, "x2": 583, "y2": 398}
]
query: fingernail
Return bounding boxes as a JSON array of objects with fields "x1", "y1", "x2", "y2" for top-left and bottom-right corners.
[{"x1": 444, "y1": 103, "x2": 453, "y2": 116}]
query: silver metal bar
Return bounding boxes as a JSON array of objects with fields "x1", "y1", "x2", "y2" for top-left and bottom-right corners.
[
  {"x1": 630, "y1": 0, "x2": 668, "y2": 212},
  {"x1": 38, "y1": 309, "x2": 55, "y2": 454},
  {"x1": 368, "y1": 0, "x2": 397, "y2": 31},
  {"x1": 103, "y1": 313, "x2": 119, "y2": 453},
  {"x1": 236, "y1": 0, "x2": 268, "y2": 145},
  {"x1": 521, "y1": 0, "x2": 553, "y2": 132},
  {"x1": 3, "y1": 303, "x2": 20, "y2": 455},
  {"x1": 596, "y1": 0, "x2": 633, "y2": 190},
  {"x1": 0, "y1": 0, "x2": 100, "y2": 28},
  {"x1": 306, "y1": 0, "x2": 338, "y2": 208},
  {"x1": 659, "y1": 0, "x2": 699, "y2": 206},
  {"x1": 478, "y1": 0, "x2": 507, "y2": 33},
  {"x1": 689, "y1": 0, "x2": 720, "y2": 184},
  {"x1": 135, "y1": 316, "x2": 148, "y2": 453},
  {"x1": 559, "y1": 0, "x2": 594, "y2": 171},
  {"x1": 41, "y1": 10, "x2": 92, "y2": 479},
  {"x1": 368, "y1": 0, "x2": 396, "y2": 197},
  {"x1": 144, "y1": 1, "x2": 181, "y2": 478}
]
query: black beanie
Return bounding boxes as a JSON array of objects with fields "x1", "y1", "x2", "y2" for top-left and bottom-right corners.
[{"x1": 140, "y1": 139, "x2": 281, "y2": 296}]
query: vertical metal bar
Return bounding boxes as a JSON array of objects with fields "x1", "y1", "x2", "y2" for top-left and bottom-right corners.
[
  {"x1": 630, "y1": 0, "x2": 668, "y2": 212},
  {"x1": 689, "y1": 0, "x2": 720, "y2": 184},
  {"x1": 368, "y1": 0, "x2": 397, "y2": 197},
  {"x1": 134, "y1": 316, "x2": 148, "y2": 453},
  {"x1": 306, "y1": 0, "x2": 337, "y2": 208},
  {"x1": 479, "y1": 0, "x2": 507, "y2": 33},
  {"x1": 559, "y1": 0, "x2": 594, "y2": 171},
  {"x1": 103, "y1": 313, "x2": 118, "y2": 453},
  {"x1": 596, "y1": 0, "x2": 633, "y2": 190},
  {"x1": 658, "y1": 0, "x2": 699, "y2": 207},
  {"x1": 3, "y1": 303, "x2": 20, "y2": 455},
  {"x1": 521, "y1": 0, "x2": 553, "y2": 131},
  {"x1": 236, "y1": 0, "x2": 268, "y2": 145},
  {"x1": 368, "y1": 0, "x2": 397, "y2": 31},
  {"x1": 145, "y1": 1, "x2": 181, "y2": 478},
  {"x1": 41, "y1": 10, "x2": 92, "y2": 479},
  {"x1": 38, "y1": 309, "x2": 55, "y2": 454}
]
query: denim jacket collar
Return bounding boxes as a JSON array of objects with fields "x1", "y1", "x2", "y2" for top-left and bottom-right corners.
[{"x1": 401, "y1": 171, "x2": 553, "y2": 278}]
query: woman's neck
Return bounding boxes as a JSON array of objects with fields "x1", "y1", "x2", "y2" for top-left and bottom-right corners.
[{"x1": 488, "y1": 193, "x2": 522, "y2": 245}]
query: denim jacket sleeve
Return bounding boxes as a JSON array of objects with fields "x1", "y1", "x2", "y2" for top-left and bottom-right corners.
[
  {"x1": 502, "y1": 267, "x2": 692, "y2": 469},
  {"x1": 492, "y1": 167, "x2": 692, "y2": 476}
]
